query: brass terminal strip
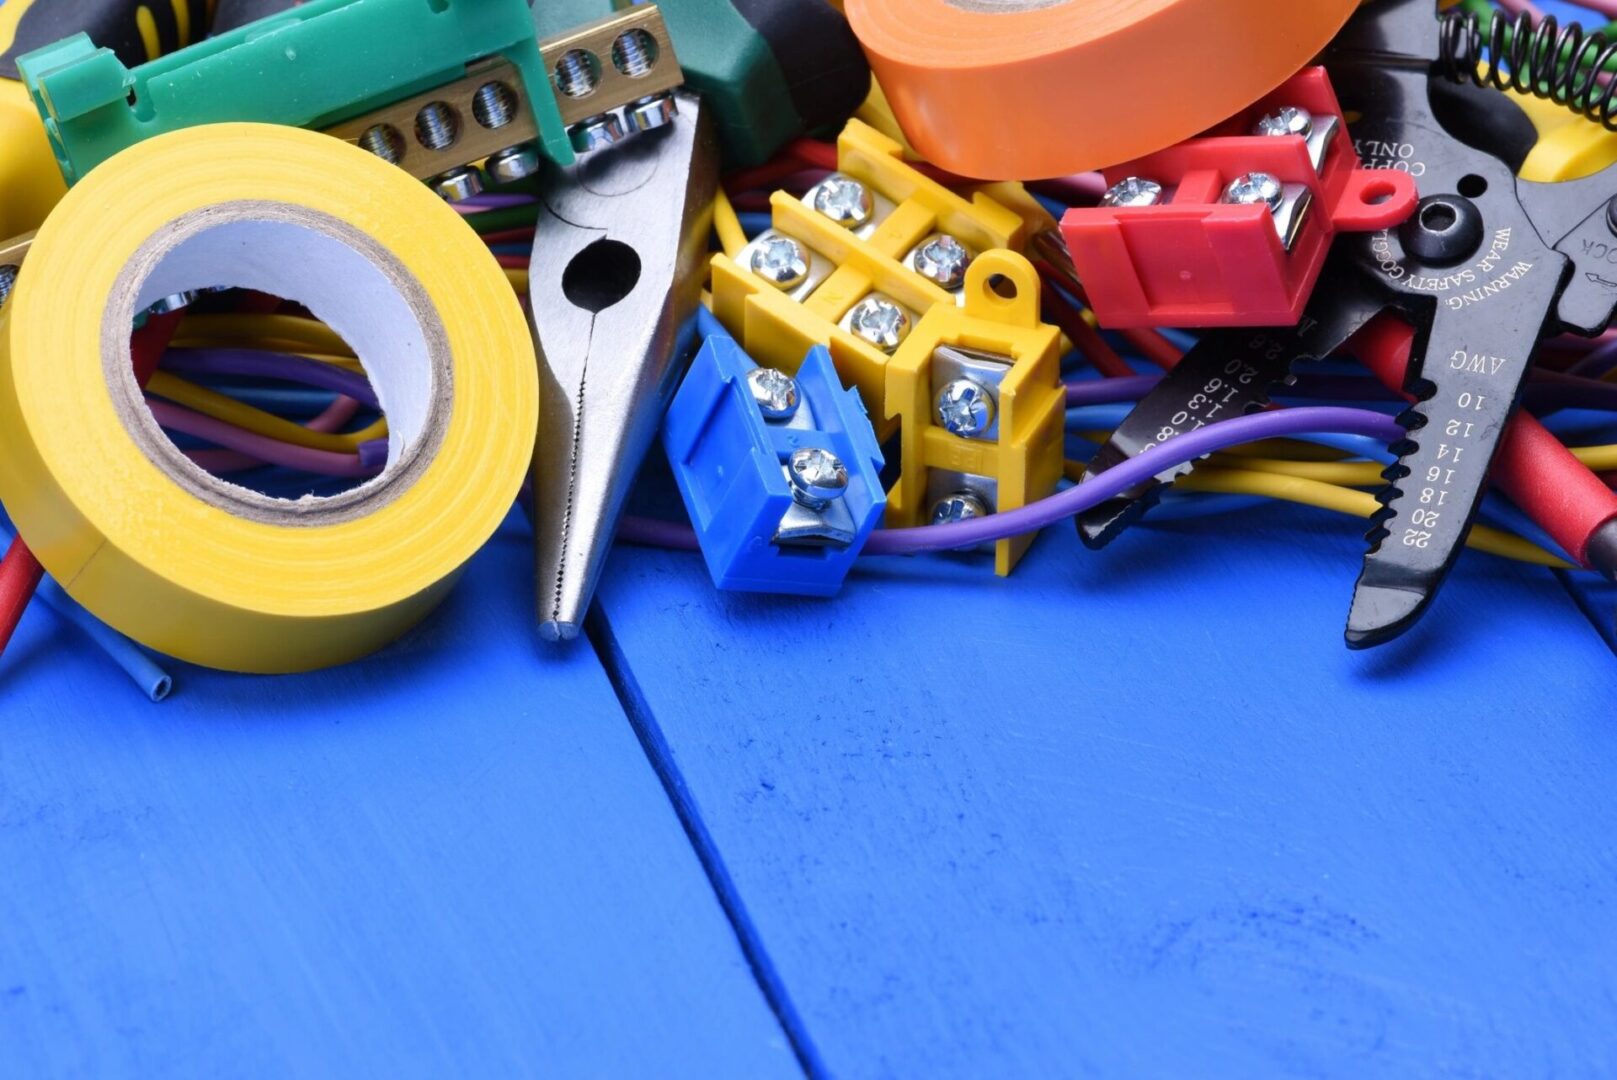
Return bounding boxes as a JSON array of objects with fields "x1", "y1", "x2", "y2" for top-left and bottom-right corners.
[
  {"x1": 323, "y1": 58, "x2": 541, "y2": 189},
  {"x1": 540, "y1": 7, "x2": 684, "y2": 133}
]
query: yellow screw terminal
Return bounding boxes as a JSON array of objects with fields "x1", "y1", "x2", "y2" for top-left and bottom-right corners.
[
  {"x1": 884, "y1": 250, "x2": 1065, "y2": 576},
  {"x1": 711, "y1": 119, "x2": 1026, "y2": 433}
]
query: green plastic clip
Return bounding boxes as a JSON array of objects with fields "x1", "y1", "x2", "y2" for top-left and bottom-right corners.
[{"x1": 18, "y1": 0, "x2": 573, "y2": 189}]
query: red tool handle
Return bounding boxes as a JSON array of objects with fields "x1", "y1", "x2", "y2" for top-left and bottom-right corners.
[
  {"x1": 0, "y1": 311, "x2": 183, "y2": 659},
  {"x1": 1349, "y1": 314, "x2": 1617, "y2": 574}
]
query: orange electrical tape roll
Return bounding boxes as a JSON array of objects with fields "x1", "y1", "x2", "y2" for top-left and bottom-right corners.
[{"x1": 846, "y1": 0, "x2": 1361, "y2": 181}]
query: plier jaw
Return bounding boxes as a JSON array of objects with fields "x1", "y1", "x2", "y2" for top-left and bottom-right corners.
[{"x1": 527, "y1": 91, "x2": 718, "y2": 642}]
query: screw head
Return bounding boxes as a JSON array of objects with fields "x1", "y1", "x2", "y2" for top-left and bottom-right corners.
[
  {"x1": 913, "y1": 235, "x2": 971, "y2": 290},
  {"x1": 747, "y1": 368, "x2": 800, "y2": 420},
  {"x1": 749, "y1": 236, "x2": 810, "y2": 290},
  {"x1": 486, "y1": 143, "x2": 541, "y2": 184},
  {"x1": 1100, "y1": 177, "x2": 1164, "y2": 208},
  {"x1": 625, "y1": 93, "x2": 678, "y2": 134},
  {"x1": 1223, "y1": 171, "x2": 1284, "y2": 210},
  {"x1": 1254, "y1": 106, "x2": 1314, "y2": 138},
  {"x1": 787, "y1": 447, "x2": 849, "y2": 509},
  {"x1": 934, "y1": 378, "x2": 997, "y2": 439},
  {"x1": 812, "y1": 176, "x2": 874, "y2": 228},
  {"x1": 847, "y1": 295, "x2": 910, "y2": 353},
  {"x1": 930, "y1": 490, "x2": 990, "y2": 526},
  {"x1": 430, "y1": 165, "x2": 485, "y2": 203},
  {"x1": 570, "y1": 113, "x2": 626, "y2": 153}
]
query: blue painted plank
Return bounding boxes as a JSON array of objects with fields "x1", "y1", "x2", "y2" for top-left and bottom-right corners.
[
  {"x1": 0, "y1": 516, "x2": 797, "y2": 1078},
  {"x1": 595, "y1": 505, "x2": 1617, "y2": 1077}
]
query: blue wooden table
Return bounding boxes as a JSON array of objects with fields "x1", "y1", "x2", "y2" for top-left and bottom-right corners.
[{"x1": 6, "y1": 492, "x2": 1615, "y2": 1077}]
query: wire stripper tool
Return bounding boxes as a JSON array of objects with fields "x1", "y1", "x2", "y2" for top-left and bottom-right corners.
[{"x1": 1074, "y1": 0, "x2": 1617, "y2": 648}]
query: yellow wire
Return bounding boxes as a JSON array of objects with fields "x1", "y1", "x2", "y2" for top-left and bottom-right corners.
[
  {"x1": 1209, "y1": 455, "x2": 1383, "y2": 486},
  {"x1": 176, "y1": 314, "x2": 354, "y2": 357},
  {"x1": 713, "y1": 188, "x2": 747, "y2": 259},
  {"x1": 1178, "y1": 467, "x2": 1571, "y2": 568},
  {"x1": 1060, "y1": 458, "x2": 1569, "y2": 568},
  {"x1": 169, "y1": 341, "x2": 365, "y2": 374},
  {"x1": 145, "y1": 371, "x2": 386, "y2": 452},
  {"x1": 505, "y1": 267, "x2": 528, "y2": 292}
]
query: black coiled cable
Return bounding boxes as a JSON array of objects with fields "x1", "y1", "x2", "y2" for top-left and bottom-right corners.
[{"x1": 1439, "y1": 9, "x2": 1617, "y2": 130}]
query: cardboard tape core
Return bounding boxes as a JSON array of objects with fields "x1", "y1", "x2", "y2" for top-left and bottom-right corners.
[{"x1": 101, "y1": 201, "x2": 452, "y2": 525}]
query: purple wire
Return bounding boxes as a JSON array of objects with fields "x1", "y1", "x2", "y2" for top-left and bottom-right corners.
[
  {"x1": 452, "y1": 194, "x2": 539, "y2": 213},
  {"x1": 622, "y1": 406, "x2": 1404, "y2": 555},
  {"x1": 619, "y1": 516, "x2": 702, "y2": 552},
  {"x1": 1065, "y1": 376, "x2": 1159, "y2": 406},
  {"x1": 1568, "y1": 334, "x2": 1617, "y2": 378},
  {"x1": 870, "y1": 407, "x2": 1402, "y2": 553},
  {"x1": 162, "y1": 348, "x2": 379, "y2": 410},
  {"x1": 147, "y1": 399, "x2": 379, "y2": 478}
]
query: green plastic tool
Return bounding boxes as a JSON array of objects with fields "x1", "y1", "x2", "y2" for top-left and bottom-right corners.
[{"x1": 534, "y1": 0, "x2": 869, "y2": 168}]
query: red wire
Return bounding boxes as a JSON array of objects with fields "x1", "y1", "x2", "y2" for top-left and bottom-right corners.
[
  {"x1": 495, "y1": 254, "x2": 528, "y2": 269},
  {"x1": 481, "y1": 227, "x2": 536, "y2": 246},
  {"x1": 0, "y1": 537, "x2": 44, "y2": 655},
  {"x1": 1035, "y1": 262, "x2": 1133, "y2": 379},
  {"x1": 0, "y1": 312, "x2": 182, "y2": 662},
  {"x1": 1349, "y1": 314, "x2": 1617, "y2": 567},
  {"x1": 1120, "y1": 328, "x2": 1183, "y2": 372}
]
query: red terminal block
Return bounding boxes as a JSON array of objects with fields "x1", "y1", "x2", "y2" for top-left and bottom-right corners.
[{"x1": 1060, "y1": 67, "x2": 1418, "y2": 329}]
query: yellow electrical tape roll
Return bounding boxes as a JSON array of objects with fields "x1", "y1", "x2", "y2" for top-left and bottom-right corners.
[{"x1": 0, "y1": 123, "x2": 539, "y2": 673}]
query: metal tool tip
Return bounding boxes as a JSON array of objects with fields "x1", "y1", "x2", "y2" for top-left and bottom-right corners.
[
  {"x1": 538, "y1": 620, "x2": 582, "y2": 644},
  {"x1": 1345, "y1": 583, "x2": 1427, "y2": 650}
]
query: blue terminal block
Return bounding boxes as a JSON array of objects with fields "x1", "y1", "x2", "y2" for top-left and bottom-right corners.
[{"x1": 663, "y1": 337, "x2": 885, "y2": 597}]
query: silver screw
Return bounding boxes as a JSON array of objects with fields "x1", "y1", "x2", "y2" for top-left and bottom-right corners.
[
  {"x1": 930, "y1": 491, "x2": 990, "y2": 526},
  {"x1": 414, "y1": 102, "x2": 460, "y2": 151},
  {"x1": 1100, "y1": 177, "x2": 1164, "y2": 208},
  {"x1": 555, "y1": 49, "x2": 601, "y2": 98},
  {"x1": 1254, "y1": 105, "x2": 1313, "y2": 138},
  {"x1": 0, "y1": 264, "x2": 17, "y2": 308},
  {"x1": 625, "y1": 93, "x2": 678, "y2": 134},
  {"x1": 812, "y1": 176, "x2": 874, "y2": 228},
  {"x1": 148, "y1": 291, "x2": 199, "y2": 315},
  {"x1": 847, "y1": 295, "x2": 910, "y2": 353},
  {"x1": 611, "y1": 29, "x2": 658, "y2": 77},
  {"x1": 570, "y1": 114, "x2": 626, "y2": 153},
  {"x1": 472, "y1": 81, "x2": 519, "y2": 130},
  {"x1": 747, "y1": 368, "x2": 800, "y2": 420},
  {"x1": 787, "y1": 447, "x2": 848, "y2": 509},
  {"x1": 430, "y1": 165, "x2": 484, "y2": 202},
  {"x1": 934, "y1": 378, "x2": 997, "y2": 438},
  {"x1": 358, "y1": 124, "x2": 405, "y2": 164},
  {"x1": 749, "y1": 236, "x2": 809, "y2": 290},
  {"x1": 1223, "y1": 171, "x2": 1284, "y2": 210},
  {"x1": 486, "y1": 143, "x2": 541, "y2": 184},
  {"x1": 913, "y1": 235, "x2": 971, "y2": 290}
]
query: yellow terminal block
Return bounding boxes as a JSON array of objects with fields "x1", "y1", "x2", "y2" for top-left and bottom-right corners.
[
  {"x1": 884, "y1": 251, "x2": 1064, "y2": 576},
  {"x1": 711, "y1": 119, "x2": 1025, "y2": 433}
]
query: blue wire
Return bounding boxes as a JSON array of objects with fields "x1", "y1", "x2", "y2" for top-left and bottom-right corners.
[
  {"x1": 1066, "y1": 404, "x2": 1397, "y2": 461},
  {"x1": 737, "y1": 211, "x2": 772, "y2": 238},
  {"x1": 0, "y1": 522, "x2": 173, "y2": 702},
  {"x1": 1031, "y1": 192, "x2": 1069, "y2": 221},
  {"x1": 1156, "y1": 328, "x2": 1199, "y2": 352}
]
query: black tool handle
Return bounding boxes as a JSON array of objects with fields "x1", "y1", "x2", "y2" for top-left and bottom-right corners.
[{"x1": 1, "y1": 0, "x2": 212, "y2": 78}]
